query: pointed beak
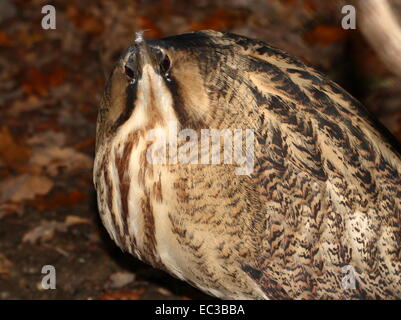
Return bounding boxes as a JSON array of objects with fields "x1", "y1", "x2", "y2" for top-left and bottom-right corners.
[
  {"x1": 135, "y1": 33, "x2": 153, "y2": 69},
  {"x1": 123, "y1": 33, "x2": 165, "y2": 79}
]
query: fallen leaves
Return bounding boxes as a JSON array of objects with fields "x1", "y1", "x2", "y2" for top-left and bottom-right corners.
[
  {"x1": 16, "y1": 32, "x2": 44, "y2": 48},
  {"x1": 22, "y1": 215, "x2": 91, "y2": 245},
  {"x1": 28, "y1": 190, "x2": 87, "y2": 212},
  {"x1": 29, "y1": 146, "x2": 92, "y2": 177},
  {"x1": 0, "y1": 127, "x2": 32, "y2": 171},
  {"x1": 109, "y1": 272, "x2": 136, "y2": 289},
  {"x1": 0, "y1": 139, "x2": 91, "y2": 206},
  {"x1": 191, "y1": 8, "x2": 248, "y2": 31},
  {"x1": 0, "y1": 0, "x2": 399, "y2": 301},
  {"x1": 0, "y1": 202, "x2": 24, "y2": 220},
  {"x1": 98, "y1": 289, "x2": 145, "y2": 300},
  {"x1": 21, "y1": 67, "x2": 66, "y2": 96},
  {"x1": 0, "y1": 122, "x2": 92, "y2": 209},
  {"x1": 66, "y1": 6, "x2": 104, "y2": 35},
  {"x1": 7, "y1": 95, "x2": 44, "y2": 116},
  {"x1": 0, "y1": 31, "x2": 11, "y2": 46},
  {"x1": 137, "y1": 17, "x2": 164, "y2": 39},
  {"x1": 0, "y1": 174, "x2": 53, "y2": 203},
  {"x1": 27, "y1": 131, "x2": 66, "y2": 148},
  {"x1": 0, "y1": 253, "x2": 13, "y2": 278},
  {"x1": 304, "y1": 25, "x2": 348, "y2": 46}
]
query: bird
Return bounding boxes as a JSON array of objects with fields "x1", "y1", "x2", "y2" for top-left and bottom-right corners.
[{"x1": 93, "y1": 30, "x2": 401, "y2": 299}]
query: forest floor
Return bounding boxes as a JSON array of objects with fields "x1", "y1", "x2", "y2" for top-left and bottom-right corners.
[{"x1": 1, "y1": 0, "x2": 400, "y2": 299}]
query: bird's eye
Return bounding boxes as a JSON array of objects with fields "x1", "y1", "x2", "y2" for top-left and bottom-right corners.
[
  {"x1": 124, "y1": 65, "x2": 135, "y2": 84},
  {"x1": 160, "y1": 54, "x2": 171, "y2": 80}
]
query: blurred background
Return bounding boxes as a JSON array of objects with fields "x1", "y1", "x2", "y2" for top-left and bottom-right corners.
[{"x1": 0, "y1": 0, "x2": 400, "y2": 299}]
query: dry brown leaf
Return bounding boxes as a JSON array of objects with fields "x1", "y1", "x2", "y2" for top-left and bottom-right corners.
[
  {"x1": 109, "y1": 272, "x2": 136, "y2": 289},
  {"x1": 190, "y1": 9, "x2": 247, "y2": 31},
  {"x1": 65, "y1": 215, "x2": 91, "y2": 225},
  {"x1": 33, "y1": 117, "x2": 61, "y2": 133},
  {"x1": 28, "y1": 190, "x2": 87, "y2": 212},
  {"x1": 21, "y1": 67, "x2": 66, "y2": 96},
  {"x1": 0, "y1": 202, "x2": 24, "y2": 220},
  {"x1": 98, "y1": 289, "x2": 145, "y2": 300},
  {"x1": 304, "y1": 0, "x2": 317, "y2": 12},
  {"x1": 66, "y1": 6, "x2": 104, "y2": 35},
  {"x1": 279, "y1": 0, "x2": 297, "y2": 5},
  {"x1": 0, "y1": 253, "x2": 13, "y2": 277},
  {"x1": 22, "y1": 215, "x2": 91, "y2": 244},
  {"x1": 137, "y1": 17, "x2": 164, "y2": 39},
  {"x1": 156, "y1": 287, "x2": 173, "y2": 296},
  {"x1": 29, "y1": 146, "x2": 92, "y2": 176},
  {"x1": 7, "y1": 95, "x2": 43, "y2": 116},
  {"x1": 16, "y1": 32, "x2": 44, "y2": 47},
  {"x1": 304, "y1": 25, "x2": 348, "y2": 46},
  {"x1": 0, "y1": 174, "x2": 53, "y2": 203},
  {"x1": 22, "y1": 220, "x2": 67, "y2": 244},
  {"x1": 0, "y1": 31, "x2": 11, "y2": 46},
  {"x1": 0, "y1": 127, "x2": 32, "y2": 171},
  {"x1": 27, "y1": 131, "x2": 66, "y2": 148}
]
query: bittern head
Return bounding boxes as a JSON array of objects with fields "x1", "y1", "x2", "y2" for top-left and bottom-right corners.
[
  {"x1": 95, "y1": 30, "x2": 265, "y2": 152},
  {"x1": 96, "y1": 31, "x2": 201, "y2": 148}
]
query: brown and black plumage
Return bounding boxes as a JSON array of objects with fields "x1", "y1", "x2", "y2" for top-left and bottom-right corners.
[{"x1": 94, "y1": 30, "x2": 401, "y2": 299}]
